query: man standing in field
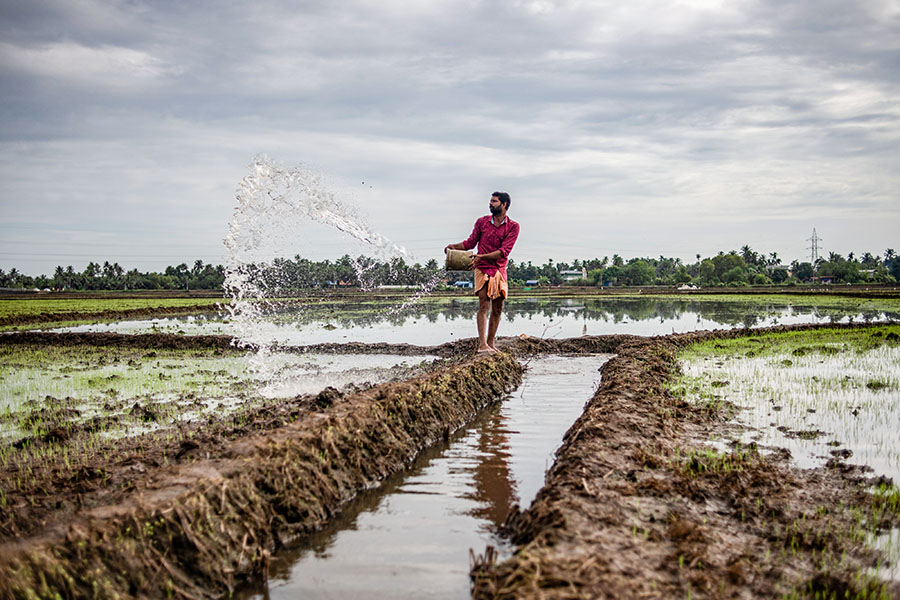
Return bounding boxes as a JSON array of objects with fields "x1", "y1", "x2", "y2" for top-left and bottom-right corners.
[{"x1": 445, "y1": 192, "x2": 520, "y2": 353}]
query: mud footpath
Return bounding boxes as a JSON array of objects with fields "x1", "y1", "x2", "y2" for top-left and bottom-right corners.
[{"x1": 1, "y1": 325, "x2": 899, "y2": 599}]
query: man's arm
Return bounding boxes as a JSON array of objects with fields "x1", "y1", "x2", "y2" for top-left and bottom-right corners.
[
  {"x1": 444, "y1": 241, "x2": 467, "y2": 253},
  {"x1": 444, "y1": 218, "x2": 483, "y2": 254},
  {"x1": 497, "y1": 222, "x2": 520, "y2": 259},
  {"x1": 472, "y1": 249, "x2": 503, "y2": 266}
]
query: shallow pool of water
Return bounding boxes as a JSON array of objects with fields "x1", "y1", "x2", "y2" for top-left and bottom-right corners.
[
  {"x1": 50, "y1": 297, "x2": 898, "y2": 345},
  {"x1": 236, "y1": 354, "x2": 610, "y2": 600},
  {"x1": 682, "y1": 345, "x2": 900, "y2": 483},
  {"x1": 0, "y1": 350, "x2": 437, "y2": 443}
]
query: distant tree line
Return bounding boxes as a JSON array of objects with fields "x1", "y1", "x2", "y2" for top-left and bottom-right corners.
[
  {"x1": 1, "y1": 247, "x2": 897, "y2": 291},
  {"x1": 508, "y1": 246, "x2": 899, "y2": 287},
  {"x1": 0, "y1": 261, "x2": 226, "y2": 291},
  {"x1": 251, "y1": 255, "x2": 443, "y2": 290}
]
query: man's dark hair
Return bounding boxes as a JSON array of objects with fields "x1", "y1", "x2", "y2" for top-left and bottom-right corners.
[{"x1": 492, "y1": 191, "x2": 511, "y2": 209}]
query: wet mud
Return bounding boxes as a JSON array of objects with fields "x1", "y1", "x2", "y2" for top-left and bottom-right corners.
[
  {"x1": 472, "y1": 325, "x2": 900, "y2": 599},
  {"x1": 1, "y1": 323, "x2": 898, "y2": 598},
  {"x1": 1, "y1": 331, "x2": 471, "y2": 358},
  {"x1": 1, "y1": 331, "x2": 239, "y2": 351}
]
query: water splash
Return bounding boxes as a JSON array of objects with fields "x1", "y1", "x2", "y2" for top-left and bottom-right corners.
[{"x1": 222, "y1": 155, "x2": 444, "y2": 382}]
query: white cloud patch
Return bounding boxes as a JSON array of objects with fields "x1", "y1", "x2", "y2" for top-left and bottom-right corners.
[{"x1": 0, "y1": 41, "x2": 173, "y2": 90}]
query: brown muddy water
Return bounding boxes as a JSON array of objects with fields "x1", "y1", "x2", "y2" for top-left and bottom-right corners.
[{"x1": 235, "y1": 354, "x2": 611, "y2": 599}]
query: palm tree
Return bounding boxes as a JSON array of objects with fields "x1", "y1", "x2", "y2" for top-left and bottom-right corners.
[
  {"x1": 53, "y1": 266, "x2": 65, "y2": 288},
  {"x1": 65, "y1": 266, "x2": 77, "y2": 289}
]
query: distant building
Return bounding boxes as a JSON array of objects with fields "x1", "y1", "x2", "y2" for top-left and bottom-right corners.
[
  {"x1": 559, "y1": 267, "x2": 587, "y2": 282},
  {"x1": 524, "y1": 279, "x2": 539, "y2": 286}
]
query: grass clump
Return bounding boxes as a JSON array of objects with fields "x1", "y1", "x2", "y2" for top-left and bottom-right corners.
[{"x1": 674, "y1": 447, "x2": 751, "y2": 477}]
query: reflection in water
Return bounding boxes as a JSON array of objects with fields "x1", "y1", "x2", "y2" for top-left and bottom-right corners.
[
  {"x1": 286, "y1": 296, "x2": 897, "y2": 330},
  {"x1": 466, "y1": 410, "x2": 517, "y2": 529},
  {"x1": 54, "y1": 297, "x2": 899, "y2": 346},
  {"x1": 238, "y1": 355, "x2": 609, "y2": 600}
]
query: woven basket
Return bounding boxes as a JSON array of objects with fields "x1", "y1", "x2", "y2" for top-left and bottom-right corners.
[{"x1": 445, "y1": 249, "x2": 473, "y2": 271}]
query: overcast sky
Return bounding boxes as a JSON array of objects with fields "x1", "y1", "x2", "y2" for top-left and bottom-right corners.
[{"x1": 1, "y1": 0, "x2": 898, "y2": 275}]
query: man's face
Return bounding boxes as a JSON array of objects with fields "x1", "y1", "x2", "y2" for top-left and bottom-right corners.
[{"x1": 489, "y1": 195, "x2": 503, "y2": 215}]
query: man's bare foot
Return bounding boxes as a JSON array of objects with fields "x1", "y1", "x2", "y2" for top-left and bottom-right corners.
[
  {"x1": 489, "y1": 345, "x2": 500, "y2": 353},
  {"x1": 476, "y1": 346, "x2": 497, "y2": 354}
]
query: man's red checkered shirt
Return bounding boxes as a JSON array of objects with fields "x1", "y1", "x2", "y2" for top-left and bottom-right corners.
[{"x1": 461, "y1": 215, "x2": 520, "y2": 278}]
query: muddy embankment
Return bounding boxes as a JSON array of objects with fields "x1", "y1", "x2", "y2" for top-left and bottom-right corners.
[
  {"x1": 473, "y1": 324, "x2": 900, "y2": 599},
  {"x1": 0, "y1": 330, "x2": 469, "y2": 358},
  {"x1": 0, "y1": 333, "x2": 520, "y2": 598}
]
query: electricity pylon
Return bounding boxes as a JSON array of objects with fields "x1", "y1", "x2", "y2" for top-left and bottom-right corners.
[{"x1": 807, "y1": 228, "x2": 821, "y2": 264}]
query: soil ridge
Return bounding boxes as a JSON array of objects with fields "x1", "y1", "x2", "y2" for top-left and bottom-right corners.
[
  {"x1": 473, "y1": 324, "x2": 900, "y2": 599},
  {"x1": 0, "y1": 349, "x2": 522, "y2": 598}
]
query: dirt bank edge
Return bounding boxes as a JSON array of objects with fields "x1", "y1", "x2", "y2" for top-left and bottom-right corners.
[
  {"x1": 0, "y1": 330, "x2": 479, "y2": 358},
  {"x1": 0, "y1": 351, "x2": 523, "y2": 598},
  {"x1": 474, "y1": 324, "x2": 900, "y2": 599}
]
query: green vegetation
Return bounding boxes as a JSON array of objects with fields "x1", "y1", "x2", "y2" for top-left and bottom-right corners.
[
  {"x1": 0, "y1": 296, "x2": 226, "y2": 331},
  {"x1": 673, "y1": 447, "x2": 752, "y2": 477},
  {"x1": 1, "y1": 260, "x2": 226, "y2": 291},
  {"x1": 0, "y1": 297, "x2": 222, "y2": 321},
  {"x1": 671, "y1": 325, "x2": 900, "y2": 596},
  {"x1": 671, "y1": 323, "x2": 900, "y2": 487},
  {"x1": 0, "y1": 342, "x2": 437, "y2": 447},
  {"x1": 678, "y1": 324, "x2": 900, "y2": 360},
  {"x1": 509, "y1": 246, "x2": 899, "y2": 287},
  {"x1": 0, "y1": 344, "x2": 255, "y2": 444}
]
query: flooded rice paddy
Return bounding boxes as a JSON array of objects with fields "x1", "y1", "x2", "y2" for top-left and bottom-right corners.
[
  {"x1": 3, "y1": 294, "x2": 900, "y2": 596},
  {"x1": 675, "y1": 328, "x2": 900, "y2": 481},
  {"x1": 0, "y1": 344, "x2": 437, "y2": 444},
  {"x1": 675, "y1": 326, "x2": 900, "y2": 582},
  {"x1": 50, "y1": 295, "x2": 899, "y2": 345},
  {"x1": 237, "y1": 355, "x2": 610, "y2": 600}
]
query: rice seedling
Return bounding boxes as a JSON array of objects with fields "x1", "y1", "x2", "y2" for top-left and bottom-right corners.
[
  {"x1": 674, "y1": 326, "x2": 900, "y2": 480},
  {"x1": 1, "y1": 343, "x2": 438, "y2": 445},
  {"x1": 673, "y1": 325, "x2": 900, "y2": 590}
]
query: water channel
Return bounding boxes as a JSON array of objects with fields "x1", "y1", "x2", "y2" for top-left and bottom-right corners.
[{"x1": 236, "y1": 354, "x2": 611, "y2": 599}]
